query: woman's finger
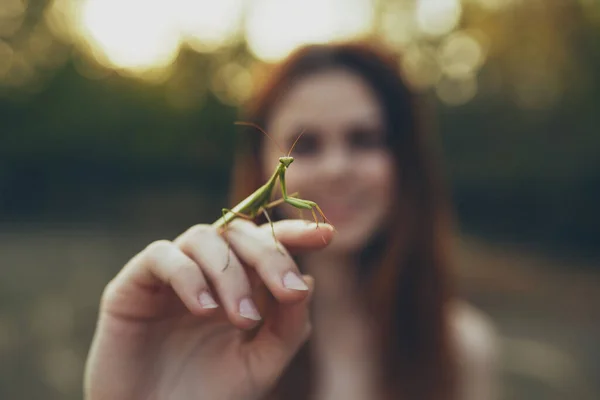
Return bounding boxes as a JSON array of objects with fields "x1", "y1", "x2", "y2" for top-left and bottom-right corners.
[
  {"x1": 259, "y1": 220, "x2": 335, "y2": 254},
  {"x1": 174, "y1": 224, "x2": 263, "y2": 330},
  {"x1": 247, "y1": 275, "x2": 315, "y2": 386},
  {"x1": 105, "y1": 240, "x2": 219, "y2": 318},
  {"x1": 223, "y1": 220, "x2": 312, "y2": 305}
]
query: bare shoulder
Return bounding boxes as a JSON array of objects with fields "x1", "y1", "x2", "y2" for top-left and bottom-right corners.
[{"x1": 449, "y1": 300, "x2": 500, "y2": 400}]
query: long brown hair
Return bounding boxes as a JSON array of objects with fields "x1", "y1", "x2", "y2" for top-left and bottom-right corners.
[{"x1": 230, "y1": 41, "x2": 457, "y2": 400}]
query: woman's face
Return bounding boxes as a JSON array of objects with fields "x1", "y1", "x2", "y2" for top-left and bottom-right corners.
[{"x1": 261, "y1": 68, "x2": 397, "y2": 255}]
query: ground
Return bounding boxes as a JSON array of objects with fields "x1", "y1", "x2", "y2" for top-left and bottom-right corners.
[{"x1": 0, "y1": 227, "x2": 598, "y2": 399}]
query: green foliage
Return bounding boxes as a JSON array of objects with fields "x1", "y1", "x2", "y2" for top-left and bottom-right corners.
[{"x1": 1, "y1": 0, "x2": 599, "y2": 257}]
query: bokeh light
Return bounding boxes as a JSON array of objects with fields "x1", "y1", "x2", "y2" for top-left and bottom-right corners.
[
  {"x1": 1, "y1": 0, "x2": 593, "y2": 110},
  {"x1": 211, "y1": 62, "x2": 253, "y2": 105},
  {"x1": 380, "y1": 2, "x2": 417, "y2": 48},
  {"x1": 438, "y1": 30, "x2": 486, "y2": 80},
  {"x1": 44, "y1": 0, "x2": 79, "y2": 44},
  {"x1": 416, "y1": 0, "x2": 462, "y2": 37},
  {"x1": 436, "y1": 74, "x2": 478, "y2": 105},
  {"x1": 46, "y1": 0, "x2": 245, "y2": 76},
  {"x1": 245, "y1": 0, "x2": 375, "y2": 62},
  {"x1": 401, "y1": 43, "x2": 442, "y2": 90},
  {"x1": 79, "y1": 0, "x2": 180, "y2": 72},
  {"x1": 472, "y1": 0, "x2": 519, "y2": 12},
  {"x1": 176, "y1": 0, "x2": 244, "y2": 52}
]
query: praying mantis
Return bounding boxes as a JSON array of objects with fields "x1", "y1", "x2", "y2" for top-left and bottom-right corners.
[{"x1": 212, "y1": 122, "x2": 332, "y2": 269}]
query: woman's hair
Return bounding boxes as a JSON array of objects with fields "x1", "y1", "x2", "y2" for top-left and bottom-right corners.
[{"x1": 230, "y1": 41, "x2": 457, "y2": 400}]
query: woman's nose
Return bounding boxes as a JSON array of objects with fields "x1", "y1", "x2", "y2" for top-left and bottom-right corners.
[{"x1": 318, "y1": 146, "x2": 352, "y2": 182}]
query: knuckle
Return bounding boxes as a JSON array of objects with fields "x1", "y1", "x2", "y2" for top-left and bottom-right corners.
[
  {"x1": 179, "y1": 224, "x2": 217, "y2": 249},
  {"x1": 187, "y1": 224, "x2": 214, "y2": 238},
  {"x1": 144, "y1": 241, "x2": 198, "y2": 281},
  {"x1": 228, "y1": 219, "x2": 256, "y2": 233},
  {"x1": 145, "y1": 239, "x2": 173, "y2": 255},
  {"x1": 142, "y1": 240, "x2": 173, "y2": 265}
]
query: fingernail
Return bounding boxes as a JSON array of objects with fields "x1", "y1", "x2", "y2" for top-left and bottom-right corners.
[
  {"x1": 239, "y1": 298, "x2": 261, "y2": 321},
  {"x1": 199, "y1": 291, "x2": 218, "y2": 309},
  {"x1": 283, "y1": 271, "x2": 309, "y2": 291}
]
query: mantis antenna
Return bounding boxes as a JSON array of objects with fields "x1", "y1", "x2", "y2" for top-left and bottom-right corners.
[
  {"x1": 234, "y1": 121, "x2": 286, "y2": 154},
  {"x1": 287, "y1": 127, "x2": 306, "y2": 157}
]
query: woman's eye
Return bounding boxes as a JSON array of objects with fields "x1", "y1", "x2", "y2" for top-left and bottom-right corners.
[
  {"x1": 289, "y1": 132, "x2": 319, "y2": 155},
  {"x1": 349, "y1": 128, "x2": 385, "y2": 150}
]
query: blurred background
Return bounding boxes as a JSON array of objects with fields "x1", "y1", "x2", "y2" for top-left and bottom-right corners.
[{"x1": 0, "y1": 0, "x2": 599, "y2": 399}]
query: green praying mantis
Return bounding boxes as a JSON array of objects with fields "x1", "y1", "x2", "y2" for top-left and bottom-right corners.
[{"x1": 212, "y1": 122, "x2": 333, "y2": 270}]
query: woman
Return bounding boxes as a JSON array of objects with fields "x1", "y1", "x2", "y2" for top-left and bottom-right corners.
[{"x1": 84, "y1": 41, "x2": 497, "y2": 400}]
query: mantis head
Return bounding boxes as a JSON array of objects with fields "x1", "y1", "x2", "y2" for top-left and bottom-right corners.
[{"x1": 279, "y1": 156, "x2": 294, "y2": 168}]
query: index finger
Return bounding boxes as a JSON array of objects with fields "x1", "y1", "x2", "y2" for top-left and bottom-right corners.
[{"x1": 259, "y1": 220, "x2": 335, "y2": 254}]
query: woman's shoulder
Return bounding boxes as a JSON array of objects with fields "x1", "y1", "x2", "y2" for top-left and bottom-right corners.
[{"x1": 448, "y1": 299, "x2": 499, "y2": 400}]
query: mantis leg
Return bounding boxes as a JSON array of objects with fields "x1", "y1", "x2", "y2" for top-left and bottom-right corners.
[
  {"x1": 283, "y1": 197, "x2": 332, "y2": 227},
  {"x1": 278, "y1": 169, "x2": 333, "y2": 228},
  {"x1": 282, "y1": 198, "x2": 331, "y2": 244},
  {"x1": 264, "y1": 191, "x2": 306, "y2": 221},
  {"x1": 263, "y1": 191, "x2": 299, "y2": 209},
  {"x1": 220, "y1": 208, "x2": 254, "y2": 271},
  {"x1": 259, "y1": 207, "x2": 285, "y2": 256},
  {"x1": 280, "y1": 195, "x2": 334, "y2": 245}
]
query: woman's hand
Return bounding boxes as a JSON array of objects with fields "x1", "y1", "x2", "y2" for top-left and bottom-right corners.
[{"x1": 84, "y1": 219, "x2": 334, "y2": 400}]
